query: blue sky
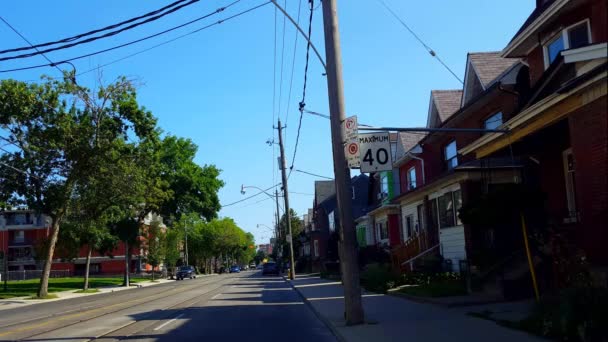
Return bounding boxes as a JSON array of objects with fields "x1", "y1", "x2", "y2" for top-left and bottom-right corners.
[{"x1": 1, "y1": 0, "x2": 533, "y2": 244}]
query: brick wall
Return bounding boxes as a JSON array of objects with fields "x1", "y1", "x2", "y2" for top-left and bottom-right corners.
[
  {"x1": 568, "y1": 96, "x2": 608, "y2": 264},
  {"x1": 526, "y1": 0, "x2": 607, "y2": 85}
]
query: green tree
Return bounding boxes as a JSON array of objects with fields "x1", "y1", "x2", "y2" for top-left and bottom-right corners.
[
  {"x1": 145, "y1": 219, "x2": 164, "y2": 281},
  {"x1": 254, "y1": 250, "x2": 267, "y2": 265},
  {"x1": 0, "y1": 76, "x2": 157, "y2": 297},
  {"x1": 278, "y1": 209, "x2": 303, "y2": 260}
]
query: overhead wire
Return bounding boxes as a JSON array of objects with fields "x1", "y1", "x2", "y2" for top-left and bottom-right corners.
[
  {"x1": 293, "y1": 168, "x2": 333, "y2": 180},
  {"x1": 0, "y1": 0, "x2": 256, "y2": 73},
  {"x1": 0, "y1": 0, "x2": 191, "y2": 55},
  {"x1": 221, "y1": 183, "x2": 281, "y2": 208},
  {"x1": 284, "y1": 0, "x2": 303, "y2": 131},
  {"x1": 0, "y1": 0, "x2": 201, "y2": 62},
  {"x1": 0, "y1": 16, "x2": 63, "y2": 75},
  {"x1": 289, "y1": 0, "x2": 315, "y2": 176},
  {"x1": 277, "y1": 0, "x2": 288, "y2": 125},
  {"x1": 376, "y1": 0, "x2": 463, "y2": 84}
]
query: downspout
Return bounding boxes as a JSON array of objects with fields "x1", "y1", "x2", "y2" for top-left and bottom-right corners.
[{"x1": 406, "y1": 152, "x2": 425, "y2": 186}]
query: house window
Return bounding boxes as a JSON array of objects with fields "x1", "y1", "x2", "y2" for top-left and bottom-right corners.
[
  {"x1": 14, "y1": 231, "x2": 25, "y2": 243},
  {"x1": 417, "y1": 204, "x2": 425, "y2": 233},
  {"x1": 544, "y1": 19, "x2": 592, "y2": 68},
  {"x1": 313, "y1": 240, "x2": 319, "y2": 257},
  {"x1": 377, "y1": 221, "x2": 388, "y2": 240},
  {"x1": 562, "y1": 148, "x2": 578, "y2": 220},
  {"x1": 407, "y1": 167, "x2": 417, "y2": 190},
  {"x1": 404, "y1": 215, "x2": 414, "y2": 240},
  {"x1": 444, "y1": 140, "x2": 458, "y2": 170},
  {"x1": 380, "y1": 173, "x2": 389, "y2": 198},
  {"x1": 328, "y1": 211, "x2": 335, "y2": 232},
  {"x1": 435, "y1": 189, "x2": 462, "y2": 229},
  {"x1": 484, "y1": 112, "x2": 503, "y2": 131}
]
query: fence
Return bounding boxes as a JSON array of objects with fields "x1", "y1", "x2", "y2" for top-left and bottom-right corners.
[{"x1": 0, "y1": 269, "x2": 71, "y2": 281}]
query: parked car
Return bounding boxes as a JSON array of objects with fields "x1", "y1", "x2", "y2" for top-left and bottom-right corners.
[
  {"x1": 242, "y1": 265, "x2": 249, "y2": 270},
  {"x1": 176, "y1": 265, "x2": 196, "y2": 280},
  {"x1": 249, "y1": 263, "x2": 256, "y2": 269},
  {"x1": 262, "y1": 262, "x2": 279, "y2": 275},
  {"x1": 229, "y1": 265, "x2": 241, "y2": 273}
]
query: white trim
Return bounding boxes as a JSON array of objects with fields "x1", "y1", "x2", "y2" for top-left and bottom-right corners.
[
  {"x1": 502, "y1": 0, "x2": 570, "y2": 57},
  {"x1": 543, "y1": 19, "x2": 592, "y2": 69},
  {"x1": 461, "y1": 58, "x2": 486, "y2": 107},
  {"x1": 562, "y1": 42, "x2": 608, "y2": 63},
  {"x1": 459, "y1": 71, "x2": 607, "y2": 156}
]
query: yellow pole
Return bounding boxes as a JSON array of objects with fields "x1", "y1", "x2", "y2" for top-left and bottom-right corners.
[{"x1": 520, "y1": 212, "x2": 540, "y2": 301}]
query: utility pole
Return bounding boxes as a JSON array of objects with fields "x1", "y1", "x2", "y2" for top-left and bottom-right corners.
[
  {"x1": 276, "y1": 119, "x2": 296, "y2": 280},
  {"x1": 184, "y1": 220, "x2": 189, "y2": 266},
  {"x1": 275, "y1": 189, "x2": 281, "y2": 239},
  {"x1": 322, "y1": 0, "x2": 364, "y2": 325}
]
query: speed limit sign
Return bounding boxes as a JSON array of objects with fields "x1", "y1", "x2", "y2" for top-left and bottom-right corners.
[{"x1": 358, "y1": 132, "x2": 393, "y2": 172}]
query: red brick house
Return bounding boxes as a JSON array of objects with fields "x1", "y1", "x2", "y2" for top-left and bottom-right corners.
[{"x1": 460, "y1": 0, "x2": 607, "y2": 281}]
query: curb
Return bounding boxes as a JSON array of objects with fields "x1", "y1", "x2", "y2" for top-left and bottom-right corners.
[{"x1": 282, "y1": 275, "x2": 347, "y2": 342}]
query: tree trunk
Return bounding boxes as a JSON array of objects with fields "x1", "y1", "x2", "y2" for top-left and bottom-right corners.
[
  {"x1": 37, "y1": 213, "x2": 64, "y2": 297},
  {"x1": 151, "y1": 267, "x2": 155, "y2": 281},
  {"x1": 123, "y1": 240, "x2": 130, "y2": 287},
  {"x1": 83, "y1": 246, "x2": 92, "y2": 290}
]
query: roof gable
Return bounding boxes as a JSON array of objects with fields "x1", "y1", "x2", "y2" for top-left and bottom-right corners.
[
  {"x1": 462, "y1": 52, "x2": 519, "y2": 106},
  {"x1": 395, "y1": 132, "x2": 424, "y2": 160},
  {"x1": 427, "y1": 90, "x2": 463, "y2": 128}
]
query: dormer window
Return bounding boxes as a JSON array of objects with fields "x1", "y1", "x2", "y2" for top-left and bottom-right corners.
[
  {"x1": 484, "y1": 112, "x2": 503, "y2": 131},
  {"x1": 543, "y1": 19, "x2": 592, "y2": 68},
  {"x1": 445, "y1": 140, "x2": 458, "y2": 170}
]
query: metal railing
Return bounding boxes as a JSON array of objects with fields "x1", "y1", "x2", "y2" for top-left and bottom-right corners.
[{"x1": 0, "y1": 269, "x2": 71, "y2": 281}]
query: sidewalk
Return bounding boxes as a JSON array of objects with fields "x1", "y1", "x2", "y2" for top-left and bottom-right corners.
[
  {"x1": 0, "y1": 276, "x2": 201, "y2": 312},
  {"x1": 287, "y1": 274, "x2": 541, "y2": 342}
]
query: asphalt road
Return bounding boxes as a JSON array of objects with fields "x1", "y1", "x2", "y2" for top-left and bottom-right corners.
[{"x1": 0, "y1": 272, "x2": 336, "y2": 342}]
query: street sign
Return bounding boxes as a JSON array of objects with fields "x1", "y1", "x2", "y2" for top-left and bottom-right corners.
[
  {"x1": 345, "y1": 139, "x2": 360, "y2": 168},
  {"x1": 344, "y1": 115, "x2": 358, "y2": 140},
  {"x1": 358, "y1": 132, "x2": 393, "y2": 172}
]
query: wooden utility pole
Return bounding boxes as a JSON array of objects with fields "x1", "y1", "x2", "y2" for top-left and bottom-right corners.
[
  {"x1": 275, "y1": 189, "x2": 281, "y2": 240},
  {"x1": 322, "y1": 0, "x2": 364, "y2": 325},
  {"x1": 276, "y1": 119, "x2": 296, "y2": 280}
]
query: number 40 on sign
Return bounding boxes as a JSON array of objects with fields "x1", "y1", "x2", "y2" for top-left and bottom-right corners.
[{"x1": 358, "y1": 132, "x2": 393, "y2": 173}]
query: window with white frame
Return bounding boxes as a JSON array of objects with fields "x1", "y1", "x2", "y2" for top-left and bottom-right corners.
[
  {"x1": 380, "y1": 173, "x2": 389, "y2": 198},
  {"x1": 444, "y1": 140, "x2": 458, "y2": 170},
  {"x1": 562, "y1": 148, "x2": 578, "y2": 221},
  {"x1": 544, "y1": 20, "x2": 592, "y2": 68},
  {"x1": 328, "y1": 211, "x2": 335, "y2": 232},
  {"x1": 404, "y1": 215, "x2": 414, "y2": 240},
  {"x1": 484, "y1": 112, "x2": 503, "y2": 131},
  {"x1": 434, "y1": 190, "x2": 463, "y2": 229},
  {"x1": 407, "y1": 167, "x2": 417, "y2": 190},
  {"x1": 377, "y1": 221, "x2": 388, "y2": 240}
]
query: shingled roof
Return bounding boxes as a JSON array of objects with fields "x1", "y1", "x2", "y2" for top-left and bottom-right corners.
[
  {"x1": 431, "y1": 90, "x2": 463, "y2": 122},
  {"x1": 468, "y1": 52, "x2": 519, "y2": 87}
]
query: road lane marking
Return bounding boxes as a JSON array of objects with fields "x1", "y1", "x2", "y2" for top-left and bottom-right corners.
[
  {"x1": 211, "y1": 293, "x2": 222, "y2": 300},
  {"x1": 0, "y1": 277, "x2": 226, "y2": 338},
  {"x1": 153, "y1": 313, "x2": 184, "y2": 331}
]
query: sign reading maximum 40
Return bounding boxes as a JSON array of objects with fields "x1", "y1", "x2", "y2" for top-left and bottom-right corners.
[{"x1": 358, "y1": 132, "x2": 393, "y2": 173}]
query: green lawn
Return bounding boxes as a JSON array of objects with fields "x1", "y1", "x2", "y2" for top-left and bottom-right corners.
[
  {"x1": 0, "y1": 277, "x2": 149, "y2": 299},
  {"x1": 397, "y1": 280, "x2": 467, "y2": 298}
]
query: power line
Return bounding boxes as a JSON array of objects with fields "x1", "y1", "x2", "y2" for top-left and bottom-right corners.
[
  {"x1": 0, "y1": 0, "x2": 200, "y2": 62},
  {"x1": 277, "y1": 0, "x2": 287, "y2": 124},
  {"x1": 221, "y1": 183, "x2": 281, "y2": 208},
  {"x1": 0, "y1": 0, "x2": 258, "y2": 73},
  {"x1": 290, "y1": 191, "x2": 314, "y2": 196},
  {"x1": 284, "y1": 0, "x2": 303, "y2": 128},
  {"x1": 289, "y1": 0, "x2": 315, "y2": 174},
  {"x1": 0, "y1": 0, "x2": 191, "y2": 55},
  {"x1": 376, "y1": 0, "x2": 463, "y2": 84},
  {"x1": 0, "y1": 17, "x2": 63, "y2": 75},
  {"x1": 293, "y1": 168, "x2": 332, "y2": 180}
]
